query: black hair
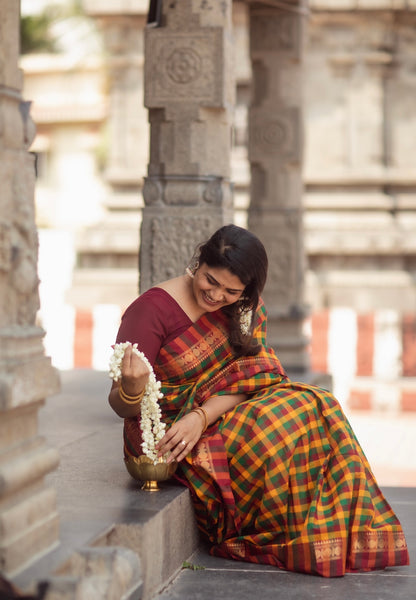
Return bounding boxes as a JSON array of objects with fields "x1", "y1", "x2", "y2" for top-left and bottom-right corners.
[{"x1": 197, "y1": 224, "x2": 268, "y2": 356}]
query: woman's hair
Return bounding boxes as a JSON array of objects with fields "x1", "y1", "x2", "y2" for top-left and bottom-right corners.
[{"x1": 197, "y1": 224, "x2": 268, "y2": 356}]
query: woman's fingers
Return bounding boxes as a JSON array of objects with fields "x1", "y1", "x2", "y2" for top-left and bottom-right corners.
[
  {"x1": 122, "y1": 346, "x2": 148, "y2": 376},
  {"x1": 173, "y1": 440, "x2": 191, "y2": 463},
  {"x1": 163, "y1": 438, "x2": 192, "y2": 464},
  {"x1": 120, "y1": 345, "x2": 150, "y2": 395},
  {"x1": 157, "y1": 413, "x2": 203, "y2": 463},
  {"x1": 157, "y1": 428, "x2": 183, "y2": 456}
]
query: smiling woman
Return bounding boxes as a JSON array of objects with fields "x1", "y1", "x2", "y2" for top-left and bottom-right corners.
[{"x1": 108, "y1": 224, "x2": 409, "y2": 578}]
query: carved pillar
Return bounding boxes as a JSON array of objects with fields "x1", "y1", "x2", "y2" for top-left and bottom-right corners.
[
  {"x1": 0, "y1": 0, "x2": 60, "y2": 576},
  {"x1": 247, "y1": 2, "x2": 309, "y2": 373},
  {"x1": 140, "y1": 0, "x2": 235, "y2": 291}
]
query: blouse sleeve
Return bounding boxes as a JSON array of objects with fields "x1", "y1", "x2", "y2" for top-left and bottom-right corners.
[{"x1": 115, "y1": 291, "x2": 169, "y2": 365}]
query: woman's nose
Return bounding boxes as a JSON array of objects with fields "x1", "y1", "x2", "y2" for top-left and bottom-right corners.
[{"x1": 212, "y1": 288, "x2": 225, "y2": 302}]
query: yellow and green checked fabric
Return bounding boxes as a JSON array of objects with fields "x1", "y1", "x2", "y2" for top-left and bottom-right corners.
[{"x1": 124, "y1": 302, "x2": 409, "y2": 577}]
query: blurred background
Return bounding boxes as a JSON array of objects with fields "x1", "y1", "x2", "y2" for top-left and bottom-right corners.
[{"x1": 20, "y1": 0, "x2": 416, "y2": 486}]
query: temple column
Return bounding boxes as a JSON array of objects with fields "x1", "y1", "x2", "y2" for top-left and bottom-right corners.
[
  {"x1": 72, "y1": 1, "x2": 150, "y2": 308},
  {"x1": 0, "y1": 0, "x2": 60, "y2": 576},
  {"x1": 247, "y1": 2, "x2": 309, "y2": 373},
  {"x1": 140, "y1": 0, "x2": 235, "y2": 291}
]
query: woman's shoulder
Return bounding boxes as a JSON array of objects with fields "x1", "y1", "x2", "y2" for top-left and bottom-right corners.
[
  {"x1": 124, "y1": 286, "x2": 181, "y2": 312},
  {"x1": 153, "y1": 276, "x2": 183, "y2": 296}
]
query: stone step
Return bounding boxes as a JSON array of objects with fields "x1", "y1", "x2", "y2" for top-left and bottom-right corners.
[
  {"x1": 15, "y1": 483, "x2": 198, "y2": 600},
  {"x1": 11, "y1": 370, "x2": 199, "y2": 600}
]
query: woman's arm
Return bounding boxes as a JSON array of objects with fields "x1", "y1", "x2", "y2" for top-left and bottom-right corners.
[
  {"x1": 156, "y1": 392, "x2": 247, "y2": 463},
  {"x1": 200, "y1": 393, "x2": 247, "y2": 427},
  {"x1": 108, "y1": 291, "x2": 176, "y2": 418}
]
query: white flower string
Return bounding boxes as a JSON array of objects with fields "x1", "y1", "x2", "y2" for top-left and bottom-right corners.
[
  {"x1": 239, "y1": 308, "x2": 252, "y2": 336},
  {"x1": 109, "y1": 342, "x2": 166, "y2": 464}
]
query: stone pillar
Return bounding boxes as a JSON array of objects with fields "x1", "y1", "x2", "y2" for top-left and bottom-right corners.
[
  {"x1": 0, "y1": 0, "x2": 60, "y2": 576},
  {"x1": 140, "y1": 0, "x2": 235, "y2": 291},
  {"x1": 84, "y1": 3, "x2": 149, "y2": 190},
  {"x1": 247, "y1": 2, "x2": 309, "y2": 373},
  {"x1": 70, "y1": 1, "x2": 149, "y2": 309}
]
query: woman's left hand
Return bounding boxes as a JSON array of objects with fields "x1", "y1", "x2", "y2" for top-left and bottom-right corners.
[{"x1": 156, "y1": 411, "x2": 204, "y2": 463}]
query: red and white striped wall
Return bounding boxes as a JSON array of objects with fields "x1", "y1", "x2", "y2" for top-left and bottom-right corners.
[
  {"x1": 309, "y1": 309, "x2": 416, "y2": 412},
  {"x1": 40, "y1": 303, "x2": 416, "y2": 413}
]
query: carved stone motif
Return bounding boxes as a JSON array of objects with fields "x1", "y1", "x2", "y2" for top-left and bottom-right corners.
[
  {"x1": 167, "y1": 47, "x2": 202, "y2": 84},
  {"x1": 140, "y1": 214, "x2": 216, "y2": 290},
  {"x1": 145, "y1": 31, "x2": 225, "y2": 106},
  {"x1": 203, "y1": 179, "x2": 223, "y2": 204},
  {"x1": 250, "y1": 11, "x2": 301, "y2": 58},
  {"x1": 249, "y1": 107, "x2": 301, "y2": 162},
  {"x1": 143, "y1": 175, "x2": 230, "y2": 208}
]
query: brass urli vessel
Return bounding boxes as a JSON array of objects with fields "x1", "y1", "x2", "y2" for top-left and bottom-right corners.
[{"x1": 124, "y1": 455, "x2": 177, "y2": 492}]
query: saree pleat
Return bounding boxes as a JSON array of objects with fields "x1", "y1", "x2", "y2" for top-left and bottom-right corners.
[{"x1": 123, "y1": 303, "x2": 409, "y2": 577}]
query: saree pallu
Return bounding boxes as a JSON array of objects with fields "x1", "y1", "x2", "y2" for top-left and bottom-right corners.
[{"x1": 123, "y1": 303, "x2": 409, "y2": 577}]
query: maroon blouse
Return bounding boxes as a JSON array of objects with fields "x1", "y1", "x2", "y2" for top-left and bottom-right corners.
[{"x1": 116, "y1": 288, "x2": 192, "y2": 365}]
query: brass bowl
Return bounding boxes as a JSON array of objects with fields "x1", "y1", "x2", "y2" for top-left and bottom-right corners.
[{"x1": 124, "y1": 455, "x2": 177, "y2": 492}]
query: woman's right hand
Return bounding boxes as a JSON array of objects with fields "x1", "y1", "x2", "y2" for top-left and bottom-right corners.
[
  {"x1": 119, "y1": 344, "x2": 150, "y2": 397},
  {"x1": 108, "y1": 344, "x2": 150, "y2": 418}
]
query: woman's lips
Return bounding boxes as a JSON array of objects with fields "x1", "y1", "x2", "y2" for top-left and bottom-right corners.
[{"x1": 202, "y1": 291, "x2": 220, "y2": 306}]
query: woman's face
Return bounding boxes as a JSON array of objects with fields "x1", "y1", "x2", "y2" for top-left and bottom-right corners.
[{"x1": 192, "y1": 264, "x2": 245, "y2": 312}]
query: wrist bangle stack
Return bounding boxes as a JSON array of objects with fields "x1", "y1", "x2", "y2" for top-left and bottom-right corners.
[
  {"x1": 119, "y1": 383, "x2": 145, "y2": 405},
  {"x1": 191, "y1": 406, "x2": 209, "y2": 433}
]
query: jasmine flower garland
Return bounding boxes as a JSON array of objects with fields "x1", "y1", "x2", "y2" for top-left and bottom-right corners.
[
  {"x1": 109, "y1": 342, "x2": 166, "y2": 464},
  {"x1": 240, "y1": 308, "x2": 252, "y2": 336}
]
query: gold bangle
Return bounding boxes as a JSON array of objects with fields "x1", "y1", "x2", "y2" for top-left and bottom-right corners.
[
  {"x1": 119, "y1": 383, "x2": 145, "y2": 405},
  {"x1": 192, "y1": 406, "x2": 208, "y2": 433},
  {"x1": 119, "y1": 382, "x2": 143, "y2": 400}
]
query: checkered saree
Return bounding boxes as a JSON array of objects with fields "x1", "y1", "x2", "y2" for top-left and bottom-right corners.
[{"x1": 123, "y1": 302, "x2": 409, "y2": 577}]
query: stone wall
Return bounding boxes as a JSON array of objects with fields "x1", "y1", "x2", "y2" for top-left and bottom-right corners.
[{"x1": 303, "y1": 3, "x2": 416, "y2": 314}]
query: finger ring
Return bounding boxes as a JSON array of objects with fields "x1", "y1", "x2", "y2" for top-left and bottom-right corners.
[{"x1": 181, "y1": 440, "x2": 186, "y2": 446}]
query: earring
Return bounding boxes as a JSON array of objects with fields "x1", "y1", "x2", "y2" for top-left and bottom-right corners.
[{"x1": 185, "y1": 255, "x2": 200, "y2": 279}]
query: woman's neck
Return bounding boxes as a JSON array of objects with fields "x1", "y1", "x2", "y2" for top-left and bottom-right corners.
[{"x1": 156, "y1": 274, "x2": 206, "y2": 323}]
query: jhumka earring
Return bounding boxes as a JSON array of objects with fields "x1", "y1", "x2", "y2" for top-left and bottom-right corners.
[{"x1": 185, "y1": 254, "x2": 200, "y2": 279}]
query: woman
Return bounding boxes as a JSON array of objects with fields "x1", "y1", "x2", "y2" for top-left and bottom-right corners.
[{"x1": 109, "y1": 224, "x2": 409, "y2": 577}]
